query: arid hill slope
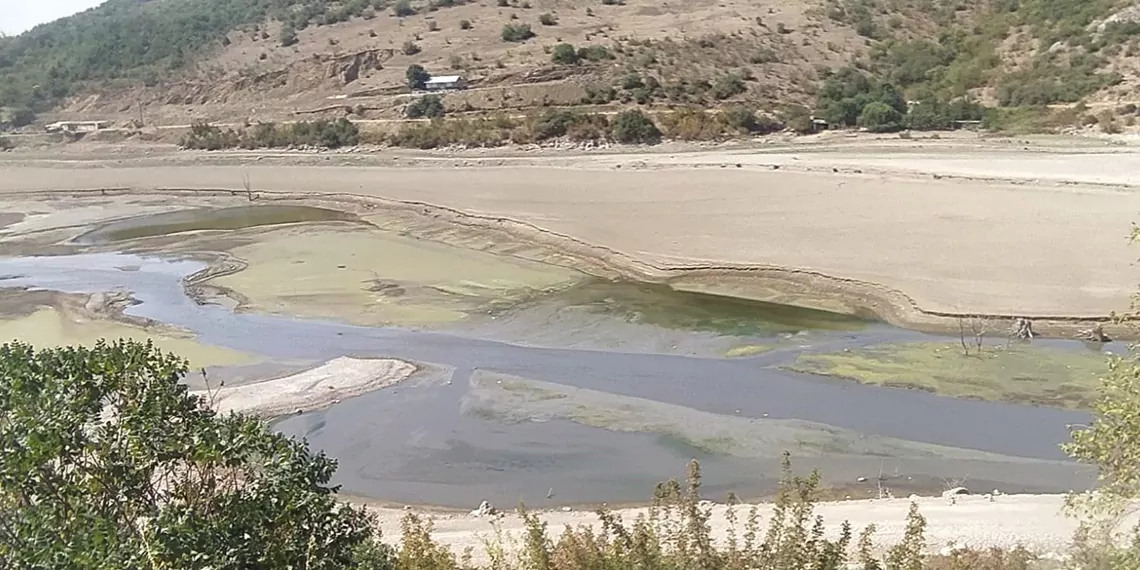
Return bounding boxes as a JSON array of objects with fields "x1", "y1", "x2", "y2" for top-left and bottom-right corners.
[{"x1": 4, "y1": 0, "x2": 1140, "y2": 128}]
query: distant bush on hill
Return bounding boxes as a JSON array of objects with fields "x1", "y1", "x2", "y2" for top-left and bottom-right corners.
[
  {"x1": 501, "y1": 23, "x2": 535, "y2": 42},
  {"x1": 181, "y1": 118, "x2": 360, "y2": 150},
  {"x1": 551, "y1": 43, "x2": 580, "y2": 64},
  {"x1": 406, "y1": 95, "x2": 446, "y2": 119},
  {"x1": 610, "y1": 109, "x2": 661, "y2": 144}
]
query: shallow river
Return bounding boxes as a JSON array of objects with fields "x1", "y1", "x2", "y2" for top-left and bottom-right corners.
[{"x1": 0, "y1": 252, "x2": 1094, "y2": 507}]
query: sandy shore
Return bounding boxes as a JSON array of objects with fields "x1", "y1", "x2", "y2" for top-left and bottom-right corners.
[
  {"x1": 199, "y1": 356, "x2": 417, "y2": 417},
  {"x1": 3, "y1": 148, "x2": 1140, "y2": 334},
  {"x1": 364, "y1": 494, "x2": 1140, "y2": 563}
]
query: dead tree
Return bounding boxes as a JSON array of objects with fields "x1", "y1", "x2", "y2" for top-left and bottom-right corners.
[
  {"x1": 1011, "y1": 317, "x2": 1034, "y2": 340},
  {"x1": 242, "y1": 173, "x2": 254, "y2": 202},
  {"x1": 959, "y1": 318, "x2": 987, "y2": 356},
  {"x1": 1077, "y1": 323, "x2": 1111, "y2": 343}
]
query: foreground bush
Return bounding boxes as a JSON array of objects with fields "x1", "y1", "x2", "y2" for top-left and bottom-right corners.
[{"x1": 0, "y1": 340, "x2": 378, "y2": 568}]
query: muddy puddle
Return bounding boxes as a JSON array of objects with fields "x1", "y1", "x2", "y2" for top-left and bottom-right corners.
[{"x1": 0, "y1": 202, "x2": 1100, "y2": 507}]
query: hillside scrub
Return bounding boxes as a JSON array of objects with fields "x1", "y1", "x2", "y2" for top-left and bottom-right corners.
[
  {"x1": 610, "y1": 109, "x2": 661, "y2": 143},
  {"x1": 0, "y1": 0, "x2": 399, "y2": 111},
  {"x1": 406, "y1": 95, "x2": 446, "y2": 119},
  {"x1": 501, "y1": 23, "x2": 536, "y2": 42},
  {"x1": 660, "y1": 107, "x2": 781, "y2": 140},
  {"x1": 181, "y1": 118, "x2": 360, "y2": 150}
]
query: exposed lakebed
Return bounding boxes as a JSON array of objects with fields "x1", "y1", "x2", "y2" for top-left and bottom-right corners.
[{"x1": 0, "y1": 201, "x2": 1103, "y2": 507}]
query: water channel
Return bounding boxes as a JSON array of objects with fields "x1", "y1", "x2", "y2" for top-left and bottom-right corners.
[{"x1": 0, "y1": 204, "x2": 1099, "y2": 507}]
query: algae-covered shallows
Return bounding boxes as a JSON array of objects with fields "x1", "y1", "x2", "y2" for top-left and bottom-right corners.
[{"x1": 787, "y1": 342, "x2": 1111, "y2": 409}]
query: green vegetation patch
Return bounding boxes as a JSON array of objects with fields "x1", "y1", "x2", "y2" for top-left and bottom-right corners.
[
  {"x1": 725, "y1": 345, "x2": 777, "y2": 358},
  {"x1": 559, "y1": 281, "x2": 866, "y2": 337},
  {"x1": 787, "y1": 342, "x2": 1109, "y2": 409}
]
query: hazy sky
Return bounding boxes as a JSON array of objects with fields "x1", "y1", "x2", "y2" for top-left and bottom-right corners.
[{"x1": 1, "y1": 0, "x2": 106, "y2": 36}]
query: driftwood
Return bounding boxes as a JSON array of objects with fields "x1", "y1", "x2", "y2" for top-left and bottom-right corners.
[
  {"x1": 1011, "y1": 318, "x2": 1035, "y2": 340},
  {"x1": 1077, "y1": 323, "x2": 1111, "y2": 343}
]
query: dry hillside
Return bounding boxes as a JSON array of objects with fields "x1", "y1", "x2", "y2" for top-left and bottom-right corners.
[
  {"x1": 5, "y1": 0, "x2": 1140, "y2": 133},
  {"x1": 53, "y1": 0, "x2": 867, "y2": 125}
]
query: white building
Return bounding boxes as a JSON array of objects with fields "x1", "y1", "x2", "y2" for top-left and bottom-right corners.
[
  {"x1": 45, "y1": 121, "x2": 111, "y2": 134},
  {"x1": 423, "y1": 75, "x2": 467, "y2": 91}
]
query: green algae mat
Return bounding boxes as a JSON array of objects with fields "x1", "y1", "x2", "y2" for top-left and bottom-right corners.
[{"x1": 786, "y1": 342, "x2": 1112, "y2": 409}]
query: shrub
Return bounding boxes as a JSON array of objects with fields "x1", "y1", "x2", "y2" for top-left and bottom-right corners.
[
  {"x1": 406, "y1": 95, "x2": 446, "y2": 119},
  {"x1": 551, "y1": 43, "x2": 580, "y2": 64},
  {"x1": 722, "y1": 105, "x2": 762, "y2": 133},
  {"x1": 0, "y1": 341, "x2": 376, "y2": 568},
  {"x1": 459, "y1": 19, "x2": 472, "y2": 30},
  {"x1": 611, "y1": 109, "x2": 661, "y2": 143},
  {"x1": 279, "y1": 24, "x2": 298, "y2": 47},
  {"x1": 711, "y1": 73, "x2": 747, "y2": 99},
  {"x1": 660, "y1": 108, "x2": 726, "y2": 140},
  {"x1": 393, "y1": 0, "x2": 416, "y2": 17},
  {"x1": 181, "y1": 121, "x2": 241, "y2": 150},
  {"x1": 427, "y1": 20, "x2": 439, "y2": 32},
  {"x1": 539, "y1": 12, "x2": 557, "y2": 25},
  {"x1": 389, "y1": 116, "x2": 518, "y2": 148},
  {"x1": 501, "y1": 23, "x2": 535, "y2": 42},
  {"x1": 0, "y1": 136, "x2": 12, "y2": 151},
  {"x1": 530, "y1": 108, "x2": 579, "y2": 139},
  {"x1": 402, "y1": 40, "x2": 422, "y2": 55},
  {"x1": 577, "y1": 44, "x2": 613, "y2": 61},
  {"x1": 0, "y1": 106, "x2": 36, "y2": 130},
  {"x1": 859, "y1": 101, "x2": 905, "y2": 132},
  {"x1": 581, "y1": 84, "x2": 617, "y2": 104},
  {"x1": 406, "y1": 64, "x2": 431, "y2": 89}
]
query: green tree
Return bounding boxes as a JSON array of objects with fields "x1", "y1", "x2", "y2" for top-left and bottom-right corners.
[
  {"x1": 905, "y1": 99, "x2": 952, "y2": 131},
  {"x1": 551, "y1": 43, "x2": 579, "y2": 64},
  {"x1": 858, "y1": 101, "x2": 904, "y2": 132},
  {"x1": 0, "y1": 340, "x2": 379, "y2": 568},
  {"x1": 406, "y1": 64, "x2": 431, "y2": 89},
  {"x1": 610, "y1": 109, "x2": 661, "y2": 143}
]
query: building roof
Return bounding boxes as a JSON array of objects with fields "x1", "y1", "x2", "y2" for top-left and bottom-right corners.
[{"x1": 425, "y1": 75, "x2": 463, "y2": 84}]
